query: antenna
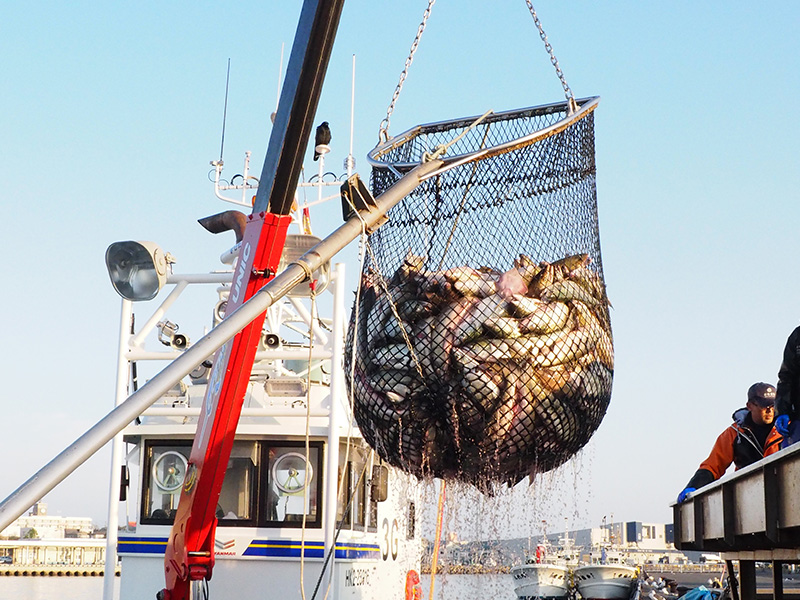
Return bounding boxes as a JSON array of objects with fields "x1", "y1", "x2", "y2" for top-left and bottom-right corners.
[
  {"x1": 219, "y1": 58, "x2": 231, "y2": 163},
  {"x1": 270, "y1": 43, "x2": 285, "y2": 124}
]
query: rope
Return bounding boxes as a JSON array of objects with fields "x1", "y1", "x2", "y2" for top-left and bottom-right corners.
[
  {"x1": 421, "y1": 109, "x2": 493, "y2": 163},
  {"x1": 378, "y1": 0, "x2": 437, "y2": 143},
  {"x1": 524, "y1": 1, "x2": 578, "y2": 114},
  {"x1": 428, "y1": 480, "x2": 446, "y2": 600}
]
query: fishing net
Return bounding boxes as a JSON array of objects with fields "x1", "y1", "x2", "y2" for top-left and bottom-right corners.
[{"x1": 345, "y1": 98, "x2": 611, "y2": 487}]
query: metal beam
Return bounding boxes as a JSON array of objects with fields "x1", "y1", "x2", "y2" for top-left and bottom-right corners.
[{"x1": 255, "y1": 0, "x2": 346, "y2": 216}]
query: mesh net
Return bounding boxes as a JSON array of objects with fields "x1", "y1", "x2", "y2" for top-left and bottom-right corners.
[{"x1": 346, "y1": 99, "x2": 611, "y2": 487}]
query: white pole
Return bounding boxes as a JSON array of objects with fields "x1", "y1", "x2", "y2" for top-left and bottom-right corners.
[
  {"x1": 323, "y1": 263, "x2": 345, "y2": 593},
  {"x1": 103, "y1": 298, "x2": 132, "y2": 600},
  {"x1": 347, "y1": 54, "x2": 355, "y2": 177}
]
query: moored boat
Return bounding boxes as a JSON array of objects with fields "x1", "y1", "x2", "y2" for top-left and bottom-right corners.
[
  {"x1": 511, "y1": 559, "x2": 571, "y2": 599},
  {"x1": 573, "y1": 563, "x2": 638, "y2": 600}
]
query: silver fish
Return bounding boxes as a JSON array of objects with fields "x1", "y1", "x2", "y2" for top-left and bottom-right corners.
[
  {"x1": 396, "y1": 299, "x2": 435, "y2": 322},
  {"x1": 518, "y1": 301, "x2": 570, "y2": 334},
  {"x1": 365, "y1": 294, "x2": 391, "y2": 350},
  {"x1": 452, "y1": 294, "x2": 506, "y2": 346},
  {"x1": 483, "y1": 315, "x2": 522, "y2": 339},
  {"x1": 368, "y1": 369, "x2": 422, "y2": 402},
  {"x1": 453, "y1": 348, "x2": 505, "y2": 410},
  {"x1": 371, "y1": 343, "x2": 413, "y2": 370},
  {"x1": 540, "y1": 279, "x2": 601, "y2": 306},
  {"x1": 568, "y1": 266, "x2": 607, "y2": 303},
  {"x1": 452, "y1": 272, "x2": 498, "y2": 297},
  {"x1": 507, "y1": 295, "x2": 544, "y2": 317},
  {"x1": 530, "y1": 325, "x2": 601, "y2": 368}
]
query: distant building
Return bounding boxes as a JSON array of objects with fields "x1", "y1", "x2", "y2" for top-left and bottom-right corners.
[
  {"x1": 0, "y1": 502, "x2": 94, "y2": 540},
  {"x1": 424, "y1": 520, "x2": 691, "y2": 568}
]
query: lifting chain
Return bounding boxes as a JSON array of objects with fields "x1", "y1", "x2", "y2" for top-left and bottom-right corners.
[
  {"x1": 524, "y1": 1, "x2": 578, "y2": 114},
  {"x1": 378, "y1": 0, "x2": 436, "y2": 143}
]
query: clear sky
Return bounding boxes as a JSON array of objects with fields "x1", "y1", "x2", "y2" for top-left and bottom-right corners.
[{"x1": 2, "y1": 0, "x2": 799, "y2": 538}]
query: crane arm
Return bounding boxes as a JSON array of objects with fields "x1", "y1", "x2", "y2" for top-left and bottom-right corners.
[{"x1": 158, "y1": 1, "x2": 345, "y2": 598}]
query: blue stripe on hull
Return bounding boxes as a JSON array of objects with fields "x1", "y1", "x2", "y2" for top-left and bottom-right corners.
[{"x1": 118, "y1": 536, "x2": 379, "y2": 560}]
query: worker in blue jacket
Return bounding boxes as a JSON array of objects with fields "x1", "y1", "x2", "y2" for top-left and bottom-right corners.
[{"x1": 776, "y1": 326, "x2": 800, "y2": 447}]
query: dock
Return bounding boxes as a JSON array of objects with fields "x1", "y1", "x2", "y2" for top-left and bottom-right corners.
[
  {"x1": 0, "y1": 537, "x2": 117, "y2": 576},
  {"x1": 674, "y1": 441, "x2": 800, "y2": 599}
]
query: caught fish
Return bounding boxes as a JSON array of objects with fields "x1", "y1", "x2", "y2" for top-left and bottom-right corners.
[
  {"x1": 396, "y1": 299, "x2": 435, "y2": 322},
  {"x1": 535, "y1": 364, "x2": 580, "y2": 394},
  {"x1": 487, "y1": 381, "x2": 519, "y2": 449},
  {"x1": 550, "y1": 253, "x2": 590, "y2": 277},
  {"x1": 594, "y1": 327, "x2": 615, "y2": 370},
  {"x1": 391, "y1": 251, "x2": 427, "y2": 285},
  {"x1": 369, "y1": 369, "x2": 422, "y2": 401},
  {"x1": 531, "y1": 325, "x2": 601, "y2": 368},
  {"x1": 349, "y1": 246, "x2": 614, "y2": 487},
  {"x1": 514, "y1": 254, "x2": 544, "y2": 285},
  {"x1": 496, "y1": 267, "x2": 527, "y2": 299},
  {"x1": 371, "y1": 343, "x2": 413, "y2": 370},
  {"x1": 507, "y1": 295, "x2": 544, "y2": 317},
  {"x1": 518, "y1": 301, "x2": 570, "y2": 334},
  {"x1": 365, "y1": 294, "x2": 392, "y2": 349},
  {"x1": 568, "y1": 266, "x2": 607, "y2": 303},
  {"x1": 527, "y1": 263, "x2": 555, "y2": 297},
  {"x1": 452, "y1": 272, "x2": 498, "y2": 297},
  {"x1": 540, "y1": 279, "x2": 601, "y2": 306},
  {"x1": 483, "y1": 315, "x2": 522, "y2": 339}
]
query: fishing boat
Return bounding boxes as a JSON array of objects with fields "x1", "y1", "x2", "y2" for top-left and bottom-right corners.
[
  {"x1": 572, "y1": 562, "x2": 638, "y2": 600},
  {"x1": 109, "y1": 136, "x2": 427, "y2": 600},
  {"x1": 510, "y1": 555, "x2": 571, "y2": 599}
]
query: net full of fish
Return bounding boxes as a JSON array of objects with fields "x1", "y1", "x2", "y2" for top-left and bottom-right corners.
[{"x1": 347, "y1": 251, "x2": 613, "y2": 487}]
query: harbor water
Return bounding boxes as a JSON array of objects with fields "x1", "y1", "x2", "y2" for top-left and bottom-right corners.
[{"x1": 0, "y1": 577, "x2": 119, "y2": 600}]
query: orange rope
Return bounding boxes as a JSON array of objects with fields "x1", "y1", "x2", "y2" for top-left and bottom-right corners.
[{"x1": 428, "y1": 480, "x2": 446, "y2": 600}]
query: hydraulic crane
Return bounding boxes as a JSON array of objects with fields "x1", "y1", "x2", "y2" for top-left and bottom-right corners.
[{"x1": 158, "y1": 1, "x2": 346, "y2": 598}]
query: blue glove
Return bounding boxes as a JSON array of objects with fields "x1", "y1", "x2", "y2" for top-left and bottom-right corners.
[
  {"x1": 677, "y1": 487, "x2": 696, "y2": 503},
  {"x1": 775, "y1": 414, "x2": 791, "y2": 436}
]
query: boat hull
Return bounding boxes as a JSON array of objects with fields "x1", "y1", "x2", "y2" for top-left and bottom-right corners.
[
  {"x1": 573, "y1": 564, "x2": 637, "y2": 599},
  {"x1": 511, "y1": 563, "x2": 570, "y2": 599}
]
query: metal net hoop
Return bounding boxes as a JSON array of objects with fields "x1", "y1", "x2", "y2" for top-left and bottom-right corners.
[{"x1": 348, "y1": 97, "x2": 611, "y2": 487}]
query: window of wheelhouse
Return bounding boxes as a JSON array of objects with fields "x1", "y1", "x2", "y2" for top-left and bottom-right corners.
[
  {"x1": 140, "y1": 439, "x2": 322, "y2": 527},
  {"x1": 336, "y1": 440, "x2": 378, "y2": 533},
  {"x1": 141, "y1": 442, "x2": 191, "y2": 525},
  {"x1": 264, "y1": 443, "x2": 323, "y2": 528},
  {"x1": 141, "y1": 440, "x2": 259, "y2": 526}
]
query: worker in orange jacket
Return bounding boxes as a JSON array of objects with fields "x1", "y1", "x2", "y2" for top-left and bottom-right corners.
[{"x1": 677, "y1": 382, "x2": 782, "y2": 503}]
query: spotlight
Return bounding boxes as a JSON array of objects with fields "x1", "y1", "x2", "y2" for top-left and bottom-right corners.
[
  {"x1": 157, "y1": 320, "x2": 189, "y2": 350},
  {"x1": 213, "y1": 299, "x2": 228, "y2": 326},
  {"x1": 263, "y1": 333, "x2": 281, "y2": 349},
  {"x1": 105, "y1": 241, "x2": 169, "y2": 301},
  {"x1": 189, "y1": 362, "x2": 210, "y2": 383}
]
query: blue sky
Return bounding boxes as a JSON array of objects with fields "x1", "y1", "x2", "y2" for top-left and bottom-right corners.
[{"x1": 2, "y1": 1, "x2": 800, "y2": 538}]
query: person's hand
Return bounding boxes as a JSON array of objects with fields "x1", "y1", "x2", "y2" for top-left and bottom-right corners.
[
  {"x1": 677, "y1": 487, "x2": 696, "y2": 503},
  {"x1": 775, "y1": 414, "x2": 791, "y2": 436}
]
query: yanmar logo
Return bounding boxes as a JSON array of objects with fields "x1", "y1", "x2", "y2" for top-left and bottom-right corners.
[
  {"x1": 230, "y1": 242, "x2": 252, "y2": 304},
  {"x1": 215, "y1": 538, "x2": 235, "y2": 550}
]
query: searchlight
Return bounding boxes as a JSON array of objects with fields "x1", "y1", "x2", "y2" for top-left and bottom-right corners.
[{"x1": 105, "y1": 241, "x2": 169, "y2": 301}]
